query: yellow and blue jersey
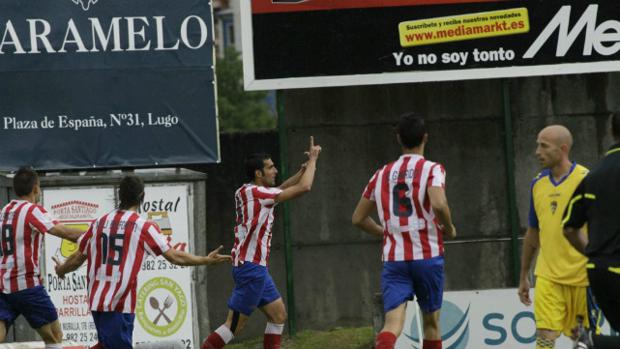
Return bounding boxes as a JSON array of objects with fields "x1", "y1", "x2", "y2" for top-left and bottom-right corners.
[{"x1": 529, "y1": 162, "x2": 589, "y2": 286}]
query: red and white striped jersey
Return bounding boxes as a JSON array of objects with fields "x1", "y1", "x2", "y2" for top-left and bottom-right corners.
[
  {"x1": 363, "y1": 154, "x2": 447, "y2": 262},
  {"x1": 0, "y1": 200, "x2": 58, "y2": 293},
  {"x1": 78, "y1": 209, "x2": 171, "y2": 313},
  {"x1": 231, "y1": 184, "x2": 282, "y2": 267}
]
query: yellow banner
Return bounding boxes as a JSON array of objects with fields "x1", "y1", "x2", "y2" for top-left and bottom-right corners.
[{"x1": 399, "y1": 8, "x2": 530, "y2": 47}]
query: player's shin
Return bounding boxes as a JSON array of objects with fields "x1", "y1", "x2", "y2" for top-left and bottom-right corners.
[
  {"x1": 202, "y1": 325, "x2": 234, "y2": 349},
  {"x1": 375, "y1": 331, "x2": 397, "y2": 349},
  {"x1": 422, "y1": 339, "x2": 442, "y2": 349},
  {"x1": 263, "y1": 322, "x2": 284, "y2": 349}
]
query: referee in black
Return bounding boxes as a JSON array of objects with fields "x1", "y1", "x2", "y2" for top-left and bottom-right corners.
[{"x1": 563, "y1": 112, "x2": 620, "y2": 348}]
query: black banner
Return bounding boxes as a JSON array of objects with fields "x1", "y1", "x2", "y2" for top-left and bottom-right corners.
[
  {"x1": 242, "y1": 0, "x2": 620, "y2": 89},
  {"x1": 0, "y1": 0, "x2": 218, "y2": 171}
]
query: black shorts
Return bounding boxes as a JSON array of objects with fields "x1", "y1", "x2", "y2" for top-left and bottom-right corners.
[{"x1": 588, "y1": 267, "x2": 620, "y2": 332}]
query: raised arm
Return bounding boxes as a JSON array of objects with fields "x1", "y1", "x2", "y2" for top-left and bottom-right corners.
[
  {"x1": 274, "y1": 136, "x2": 321, "y2": 203},
  {"x1": 352, "y1": 197, "x2": 383, "y2": 237},
  {"x1": 427, "y1": 186, "x2": 456, "y2": 239},
  {"x1": 279, "y1": 164, "x2": 306, "y2": 190},
  {"x1": 163, "y1": 245, "x2": 232, "y2": 267}
]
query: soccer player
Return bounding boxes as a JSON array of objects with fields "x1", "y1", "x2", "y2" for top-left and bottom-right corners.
[
  {"x1": 563, "y1": 112, "x2": 620, "y2": 349},
  {"x1": 518, "y1": 125, "x2": 590, "y2": 349},
  {"x1": 54, "y1": 175, "x2": 232, "y2": 349},
  {"x1": 0, "y1": 167, "x2": 84, "y2": 348},
  {"x1": 352, "y1": 113, "x2": 456, "y2": 349},
  {"x1": 201, "y1": 136, "x2": 321, "y2": 349}
]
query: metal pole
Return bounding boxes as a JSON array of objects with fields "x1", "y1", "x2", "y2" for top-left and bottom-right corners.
[
  {"x1": 502, "y1": 79, "x2": 521, "y2": 286},
  {"x1": 276, "y1": 90, "x2": 296, "y2": 336}
]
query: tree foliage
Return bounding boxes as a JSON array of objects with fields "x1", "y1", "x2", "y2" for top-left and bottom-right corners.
[{"x1": 216, "y1": 47, "x2": 276, "y2": 132}]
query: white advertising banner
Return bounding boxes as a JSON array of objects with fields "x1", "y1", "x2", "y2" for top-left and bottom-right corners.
[
  {"x1": 43, "y1": 187, "x2": 116, "y2": 345},
  {"x1": 397, "y1": 288, "x2": 615, "y2": 349},
  {"x1": 43, "y1": 184, "x2": 196, "y2": 348},
  {"x1": 133, "y1": 184, "x2": 195, "y2": 349}
]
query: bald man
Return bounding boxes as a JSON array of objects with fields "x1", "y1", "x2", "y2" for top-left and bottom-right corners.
[{"x1": 518, "y1": 125, "x2": 591, "y2": 349}]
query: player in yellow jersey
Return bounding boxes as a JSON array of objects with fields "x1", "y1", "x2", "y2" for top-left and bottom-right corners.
[{"x1": 518, "y1": 125, "x2": 589, "y2": 349}]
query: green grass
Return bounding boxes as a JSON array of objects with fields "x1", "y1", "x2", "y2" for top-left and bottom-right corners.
[{"x1": 227, "y1": 326, "x2": 374, "y2": 349}]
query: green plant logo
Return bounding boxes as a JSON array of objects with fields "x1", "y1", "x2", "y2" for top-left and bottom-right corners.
[{"x1": 136, "y1": 277, "x2": 187, "y2": 337}]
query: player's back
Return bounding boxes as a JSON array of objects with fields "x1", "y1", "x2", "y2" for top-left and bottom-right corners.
[
  {"x1": 363, "y1": 154, "x2": 446, "y2": 262},
  {"x1": 0, "y1": 200, "x2": 57, "y2": 293},
  {"x1": 79, "y1": 209, "x2": 169, "y2": 313}
]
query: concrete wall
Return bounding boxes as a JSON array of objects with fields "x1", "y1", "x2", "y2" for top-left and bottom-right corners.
[{"x1": 275, "y1": 73, "x2": 614, "y2": 333}]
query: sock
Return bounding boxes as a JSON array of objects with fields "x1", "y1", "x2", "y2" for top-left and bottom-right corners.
[
  {"x1": 536, "y1": 336, "x2": 555, "y2": 349},
  {"x1": 264, "y1": 322, "x2": 285, "y2": 349},
  {"x1": 45, "y1": 345, "x2": 63, "y2": 349},
  {"x1": 375, "y1": 331, "x2": 397, "y2": 349},
  {"x1": 202, "y1": 325, "x2": 234, "y2": 349},
  {"x1": 423, "y1": 339, "x2": 442, "y2": 349}
]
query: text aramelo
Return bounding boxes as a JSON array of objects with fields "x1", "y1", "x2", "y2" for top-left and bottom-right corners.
[{"x1": 0, "y1": 15, "x2": 209, "y2": 54}]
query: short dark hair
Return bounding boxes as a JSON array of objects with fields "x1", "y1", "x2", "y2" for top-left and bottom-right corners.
[
  {"x1": 397, "y1": 113, "x2": 427, "y2": 149},
  {"x1": 13, "y1": 167, "x2": 39, "y2": 197},
  {"x1": 245, "y1": 153, "x2": 271, "y2": 181},
  {"x1": 119, "y1": 175, "x2": 144, "y2": 210},
  {"x1": 612, "y1": 112, "x2": 620, "y2": 140}
]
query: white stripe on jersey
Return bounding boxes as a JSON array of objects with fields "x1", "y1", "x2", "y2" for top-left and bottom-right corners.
[
  {"x1": 363, "y1": 154, "x2": 446, "y2": 262},
  {"x1": 232, "y1": 184, "x2": 282, "y2": 267},
  {"x1": 0, "y1": 201, "x2": 56, "y2": 293},
  {"x1": 82, "y1": 209, "x2": 170, "y2": 313}
]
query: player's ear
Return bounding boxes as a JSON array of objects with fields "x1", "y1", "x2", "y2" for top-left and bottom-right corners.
[
  {"x1": 139, "y1": 192, "x2": 145, "y2": 204},
  {"x1": 254, "y1": 169, "x2": 263, "y2": 179},
  {"x1": 396, "y1": 134, "x2": 402, "y2": 146},
  {"x1": 423, "y1": 133, "x2": 429, "y2": 144}
]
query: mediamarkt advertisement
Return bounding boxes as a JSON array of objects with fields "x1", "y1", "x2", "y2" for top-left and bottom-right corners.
[{"x1": 242, "y1": 0, "x2": 620, "y2": 89}]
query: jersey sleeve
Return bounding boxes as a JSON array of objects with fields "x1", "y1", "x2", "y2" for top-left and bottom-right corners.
[
  {"x1": 253, "y1": 186, "x2": 283, "y2": 206},
  {"x1": 77, "y1": 224, "x2": 95, "y2": 256},
  {"x1": 427, "y1": 164, "x2": 446, "y2": 188},
  {"x1": 28, "y1": 205, "x2": 59, "y2": 234},
  {"x1": 362, "y1": 170, "x2": 380, "y2": 201},
  {"x1": 143, "y1": 223, "x2": 171, "y2": 257},
  {"x1": 562, "y1": 178, "x2": 589, "y2": 229},
  {"x1": 528, "y1": 178, "x2": 540, "y2": 229}
]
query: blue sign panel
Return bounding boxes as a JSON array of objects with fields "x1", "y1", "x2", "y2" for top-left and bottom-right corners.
[{"x1": 0, "y1": 0, "x2": 218, "y2": 170}]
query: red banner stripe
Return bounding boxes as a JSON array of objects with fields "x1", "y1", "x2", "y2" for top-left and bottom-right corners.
[{"x1": 252, "y1": 0, "x2": 506, "y2": 14}]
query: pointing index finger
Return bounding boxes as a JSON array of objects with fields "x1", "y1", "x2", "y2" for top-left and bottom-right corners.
[{"x1": 310, "y1": 136, "x2": 314, "y2": 148}]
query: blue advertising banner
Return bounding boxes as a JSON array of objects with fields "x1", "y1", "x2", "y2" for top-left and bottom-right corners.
[{"x1": 0, "y1": 0, "x2": 219, "y2": 170}]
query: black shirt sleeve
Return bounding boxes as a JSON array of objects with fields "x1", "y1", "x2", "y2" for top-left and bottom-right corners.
[{"x1": 562, "y1": 178, "x2": 589, "y2": 229}]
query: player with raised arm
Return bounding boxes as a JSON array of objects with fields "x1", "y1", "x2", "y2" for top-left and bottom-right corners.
[
  {"x1": 352, "y1": 114, "x2": 456, "y2": 349},
  {"x1": 202, "y1": 136, "x2": 321, "y2": 349},
  {"x1": 0, "y1": 167, "x2": 83, "y2": 348},
  {"x1": 54, "y1": 175, "x2": 232, "y2": 349}
]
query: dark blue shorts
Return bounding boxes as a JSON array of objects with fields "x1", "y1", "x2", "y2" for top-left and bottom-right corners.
[
  {"x1": 92, "y1": 311, "x2": 135, "y2": 349},
  {"x1": 0, "y1": 286, "x2": 58, "y2": 329},
  {"x1": 228, "y1": 262, "x2": 281, "y2": 316},
  {"x1": 382, "y1": 257, "x2": 444, "y2": 313}
]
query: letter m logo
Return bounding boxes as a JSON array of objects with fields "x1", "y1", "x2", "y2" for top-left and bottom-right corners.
[{"x1": 71, "y1": 0, "x2": 99, "y2": 11}]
